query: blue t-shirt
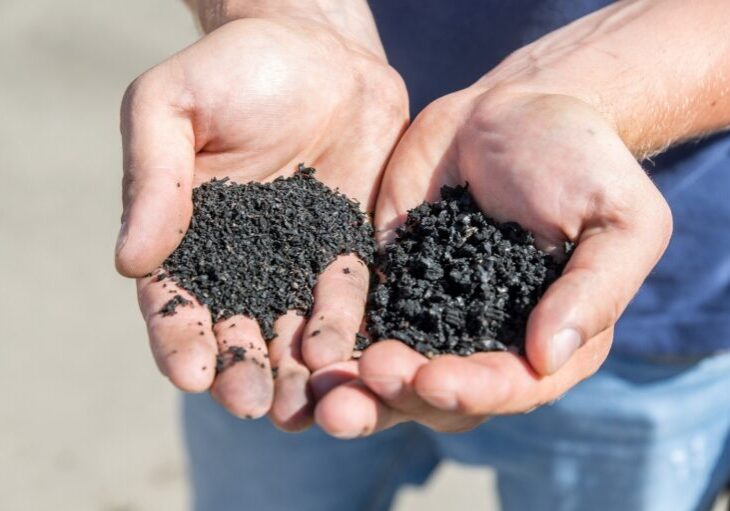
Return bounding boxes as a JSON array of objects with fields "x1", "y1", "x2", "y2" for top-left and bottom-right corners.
[{"x1": 370, "y1": 0, "x2": 730, "y2": 357}]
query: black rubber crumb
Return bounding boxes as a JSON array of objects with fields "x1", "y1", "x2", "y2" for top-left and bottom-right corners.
[
  {"x1": 366, "y1": 184, "x2": 570, "y2": 357},
  {"x1": 197, "y1": 321, "x2": 203, "y2": 326},
  {"x1": 343, "y1": 267, "x2": 351, "y2": 274},
  {"x1": 355, "y1": 333, "x2": 369, "y2": 351},
  {"x1": 215, "y1": 345, "x2": 247, "y2": 373},
  {"x1": 161, "y1": 164, "x2": 375, "y2": 340},
  {"x1": 311, "y1": 330, "x2": 321, "y2": 337},
  {"x1": 271, "y1": 367, "x2": 279, "y2": 379},
  {"x1": 229, "y1": 323, "x2": 236, "y2": 328},
  {"x1": 159, "y1": 295, "x2": 192, "y2": 316}
]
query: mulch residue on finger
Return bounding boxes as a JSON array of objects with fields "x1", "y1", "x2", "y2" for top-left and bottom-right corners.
[
  {"x1": 159, "y1": 294, "x2": 191, "y2": 316},
  {"x1": 160, "y1": 165, "x2": 375, "y2": 340},
  {"x1": 215, "y1": 346, "x2": 247, "y2": 373},
  {"x1": 366, "y1": 184, "x2": 571, "y2": 357}
]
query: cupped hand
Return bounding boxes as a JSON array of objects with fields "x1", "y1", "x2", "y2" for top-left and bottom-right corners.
[
  {"x1": 314, "y1": 89, "x2": 672, "y2": 437},
  {"x1": 115, "y1": 17, "x2": 407, "y2": 429}
]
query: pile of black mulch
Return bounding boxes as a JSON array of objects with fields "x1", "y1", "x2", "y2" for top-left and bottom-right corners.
[
  {"x1": 160, "y1": 165, "x2": 375, "y2": 340},
  {"x1": 366, "y1": 185, "x2": 570, "y2": 357}
]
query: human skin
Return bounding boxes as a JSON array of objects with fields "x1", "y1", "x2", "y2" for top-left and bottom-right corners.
[
  {"x1": 314, "y1": 0, "x2": 730, "y2": 437},
  {"x1": 115, "y1": 1, "x2": 407, "y2": 429}
]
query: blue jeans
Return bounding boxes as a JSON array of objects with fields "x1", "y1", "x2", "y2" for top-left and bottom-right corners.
[{"x1": 183, "y1": 352, "x2": 730, "y2": 511}]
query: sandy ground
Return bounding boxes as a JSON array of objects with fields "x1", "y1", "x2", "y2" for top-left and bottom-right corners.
[
  {"x1": 0, "y1": 1, "x2": 496, "y2": 509},
  {"x1": 1, "y1": 2, "x2": 726, "y2": 511}
]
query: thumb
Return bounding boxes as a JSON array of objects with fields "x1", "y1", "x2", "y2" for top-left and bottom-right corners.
[
  {"x1": 115, "y1": 71, "x2": 195, "y2": 278},
  {"x1": 526, "y1": 195, "x2": 673, "y2": 375},
  {"x1": 374, "y1": 96, "x2": 460, "y2": 246}
]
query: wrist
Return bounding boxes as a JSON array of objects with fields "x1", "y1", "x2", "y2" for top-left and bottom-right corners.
[
  {"x1": 185, "y1": 0, "x2": 385, "y2": 59},
  {"x1": 468, "y1": 0, "x2": 730, "y2": 159}
]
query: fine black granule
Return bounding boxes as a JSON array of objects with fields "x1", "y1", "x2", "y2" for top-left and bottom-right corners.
[
  {"x1": 159, "y1": 294, "x2": 192, "y2": 316},
  {"x1": 162, "y1": 165, "x2": 375, "y2": 340},
  {"x1": 216, "y1": 346, "x2": 247, "y2": 373},
  {"x1": 354, "y1": 333, "x2": 369, "y2": 351},
  {"x1": 366, "y1": 185, "x2": 569, "y2": 357}
]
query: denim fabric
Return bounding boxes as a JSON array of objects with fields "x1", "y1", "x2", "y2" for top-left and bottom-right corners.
[{"x1": 184, "y1": 351, "x2": 730, "y2": 511}]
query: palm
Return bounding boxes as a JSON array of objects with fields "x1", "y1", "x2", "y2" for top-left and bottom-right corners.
[
  {"x1": 118, "y1": 18, "x2": 407, "y2": 428},
  {"x1": 180, "y1": 19, "x2": 404, "y2": 202},
  {"x1": 313, "y1": 91, "x2": 671, "y2": 436}
]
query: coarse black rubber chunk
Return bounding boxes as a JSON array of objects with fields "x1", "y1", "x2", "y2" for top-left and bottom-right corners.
[
  {"x1": 366, "y1": 184, "x2": 571, "y2": 357},
  {"x1": 161, "y1": 165, "x2": 375, "y2": 340}
]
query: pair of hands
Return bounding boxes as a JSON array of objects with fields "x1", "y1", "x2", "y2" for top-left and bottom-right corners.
[{"x1": 116, "y1": 18, "x2": 672, "y2": 436}]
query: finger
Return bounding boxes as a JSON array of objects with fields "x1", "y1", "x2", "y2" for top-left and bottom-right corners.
[
  {"x1": 301, "y1": 254, "x2": 369, "y2": 371},
  {"x1": 374, "y1": 95, "x2": 461, "y2": 245},
  {"x1": 414, "y1": 330, "x2": 612, "y2": 416},
  {"x1": 358, "y1": 340, "x2": 428, "y2": 408},
  {"x1": 314, "y1": 380, "x2": 406, "y2": 439},
  {"x1": 526, "y1": 197, "x2": 672, "y2": 375},
  {"x1": 267, "y1": 311, "x2": 312, "y2": 431},
  {"x1": 137, "y1": 274, "x2": 217, "y2": 392},
  {"x1": 358, "y1": 341, "x2": 482, "y2": 432},
  {"x1": 210, "y1": 316, "x2": 273, "y2": 419},
  {"x1": 310, "y1": 360, "x2": 359, "y2": 401},
  {"x1": 116, "y1": 67, "x2": 196, "y2": 278},
  {"x1": 314, "y1": 343, "x2": 485, "y2": 435}
]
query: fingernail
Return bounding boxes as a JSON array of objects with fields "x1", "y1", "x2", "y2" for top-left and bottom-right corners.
[
  {"x1": 549, "y1": 328, "x2": 583, "y2": 373},
  {"x1": 115, "y1": 221, "x2": 129, "y2": 255}
]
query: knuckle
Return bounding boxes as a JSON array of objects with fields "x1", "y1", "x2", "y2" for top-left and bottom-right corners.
[
  {"x1": 144, "y1": 308, "x2": 165, "y2": 328},
  {"x1": 419, "y1": 91, "x2": 469, "y2": 127},
  {"x1": 352, "y1": 62, "x2": 409, "y2": 131},
  {"x1": 378, "y1": 65, "x2": 409, "y2": 113},
  {"x1": 337, "y1": 270, "x2": 369, "y2": 295},
  {"x1": 121, "y1": 63, "x2": 191, "y2": 118},
  {"x1": 584, "y1": 189, "x2": 636, "y2": 230},
  {"x1": 319, "y1": 272, "x2": 369, "y2": 309},
  {"x1": 652, "y1": 193, "x2": 674, "y2": 242},
  {"x1": 121, "y1": 70, "x2": 157, "y2": 113},
  {"x1": 572, "y1": 267, "x2": 623, "y2": 328}
]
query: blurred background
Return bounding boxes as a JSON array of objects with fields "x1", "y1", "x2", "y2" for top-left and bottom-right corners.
[
  {"x1": 3, "y1": 2, "x2": 728, "y2": 510},
  {"x1": 0, "y1": 1, "x2": 498, "y2": 509}
]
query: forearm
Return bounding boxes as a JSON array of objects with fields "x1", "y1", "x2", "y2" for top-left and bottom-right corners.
[
  {"x1": 183, "y1": 0, "x2": 384, "y2": 58},
  {"x1": 480, "y1": 0, "x2": 730, "y2": 158}
]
